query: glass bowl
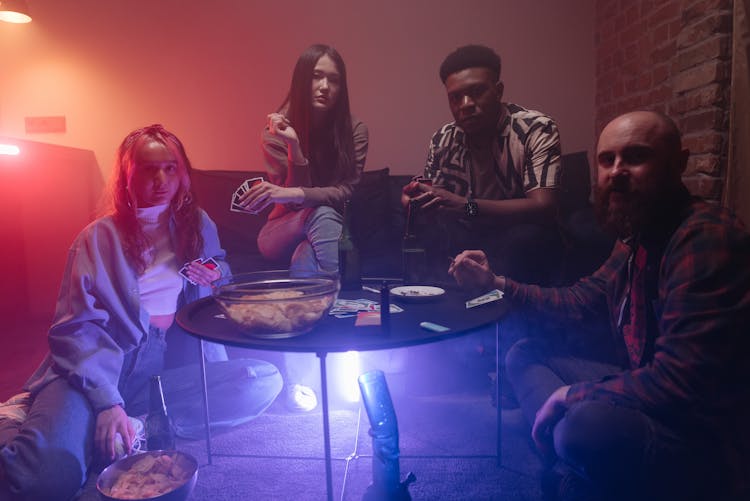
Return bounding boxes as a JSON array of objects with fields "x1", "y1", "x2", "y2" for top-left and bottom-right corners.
[
  {"x1": 212, "y1": 270, "x2": 340, "y2": 338},
  {"x1": 96, "y1": 450, "x2": 198, "y2": 501}
]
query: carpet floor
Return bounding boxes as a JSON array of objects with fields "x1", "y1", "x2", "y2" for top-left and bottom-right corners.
[{"x1": 78, "y1": 383, "x2": 544, "y2": 500}]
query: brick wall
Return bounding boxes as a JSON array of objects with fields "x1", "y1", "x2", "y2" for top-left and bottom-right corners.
[{"x1": 595, "y1": 0, "x2": 733, "y2": 202}]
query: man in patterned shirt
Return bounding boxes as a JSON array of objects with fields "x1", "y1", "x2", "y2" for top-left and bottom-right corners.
[
  {"x1": 449, "y1": 111, "x2": 750, "y2": 500},
  {"x1": 402, "y1": 44, "x2": 564, "y2": 285}
]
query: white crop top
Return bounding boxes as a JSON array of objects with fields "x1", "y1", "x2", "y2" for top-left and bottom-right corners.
[{"x1": 136, "y1": 204, "x2": 183, "y2": 316}]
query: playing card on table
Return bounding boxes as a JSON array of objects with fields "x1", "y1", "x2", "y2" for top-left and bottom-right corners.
[
  {"x1": 466, "y1": 289, "x2": 504, "y2": 309},
  {"x1": 329, "y1": 298, "x2": 403, "y2": 317}
]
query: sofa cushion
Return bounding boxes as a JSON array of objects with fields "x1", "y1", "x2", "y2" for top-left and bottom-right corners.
[
  {"x1": 191, "y1": 168, "x2": 271, "y2": 259},
  {"x1": 351, "y1": 167, "x2": 390, "y2": 252}
]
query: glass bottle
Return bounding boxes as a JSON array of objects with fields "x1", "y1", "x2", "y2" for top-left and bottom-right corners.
[
  {"x1": 338, "y1": 199, "x2": 361, "y2": 290},
  {"x1": 145, "y1": 375, "x2": 175, "y2": 451},
  {"x1": 402, "y1": 200, "x2": 426, "y2": 284}
]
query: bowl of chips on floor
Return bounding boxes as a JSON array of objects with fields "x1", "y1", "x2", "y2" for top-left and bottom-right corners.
[
  {"x1": 97, "y1": 450, "x2": 198, "y2": 501},
  {"x1": 213, "y1": 270, "x2": 340, "y2": 339}
]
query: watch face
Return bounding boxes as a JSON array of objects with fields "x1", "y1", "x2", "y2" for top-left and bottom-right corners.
[{"x1": 465, "y1": 200, "x2": 479, "y2": 217}]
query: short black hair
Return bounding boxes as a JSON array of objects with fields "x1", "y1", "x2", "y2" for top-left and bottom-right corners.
[{"x1": 439, "y1": 44, "x2": 502, "y2": 83}]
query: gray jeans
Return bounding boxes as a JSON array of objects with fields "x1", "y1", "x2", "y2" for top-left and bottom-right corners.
[
  {"x1": 258, "y1": 205, "x2": 343, "y2": 274},
  {"x1": 257, "y1": 205, "x2": 342, "y2": 387}
]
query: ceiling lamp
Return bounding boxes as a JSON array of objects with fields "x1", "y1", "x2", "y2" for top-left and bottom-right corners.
[{"x1": 0, "y1": 0, "x2": 32, "y2": 23}]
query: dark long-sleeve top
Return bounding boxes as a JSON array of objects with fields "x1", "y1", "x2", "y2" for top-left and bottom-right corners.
[
  {"x1": 260, "y1": 117, "x2": 369, "y2": 220},
  {"x1": 505, "y1": 192, "x2": 750, "y2": 490}
]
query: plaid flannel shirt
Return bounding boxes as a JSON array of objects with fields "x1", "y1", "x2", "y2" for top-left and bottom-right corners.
[{"x1": 505, "y1": 193, "x2": 750, "y2": 491}]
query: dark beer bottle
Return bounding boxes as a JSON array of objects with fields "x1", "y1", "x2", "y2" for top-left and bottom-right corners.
[
  {"x1": 338, "y1": 199, "x2": 361, "y2": 290},
  {"x1": 402, "y1": 199, "x2": 426, "y2": 284},
  {"x1": 145, "y1": 375, "x2": 175, "y2": 451}
]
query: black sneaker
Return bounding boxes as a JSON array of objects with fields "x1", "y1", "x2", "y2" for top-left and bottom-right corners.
[{"x1": 541, "y1": 464, "x2": 601, "y2": 501}]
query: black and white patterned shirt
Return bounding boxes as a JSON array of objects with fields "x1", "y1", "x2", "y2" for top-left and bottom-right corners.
[{"x1": 423, "y1": 103, "x2": 562, "y2": 200}]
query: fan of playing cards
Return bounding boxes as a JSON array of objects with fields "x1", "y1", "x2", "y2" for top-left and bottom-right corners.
[
  {"x1": 230, "y1": 177, "x2": 264, "y2": 214},
  {"x1": 178, "y1": 258, "x2": 219, "y2": 285}
]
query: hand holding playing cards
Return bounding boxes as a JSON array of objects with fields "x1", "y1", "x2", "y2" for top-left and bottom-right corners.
[
  {"x1": 236, "y1": 181, "x2": 304, "y2": 214},
  {"x1": 179, "y1": 258, "x2": 221, "y2": 286},
  {"x1": 448, "y1": 250, "x2": 496, "y2": 290}
]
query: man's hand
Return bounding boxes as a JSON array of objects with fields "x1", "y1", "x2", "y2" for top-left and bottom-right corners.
[
  {"x1": 419, "y1": 185, "x2": 465, "y2": 213},
  {"x1": 237, "y1": 181, "x2": 304, "y2": 213},
  {"x1": 448, "y1": 250, "x2": 495, "y2": 290},
  {"x1": 96, "y1": 404, "x2": 134, "y2": 463},
  {"x1": 401, "y1": 181, "x2": 463, "y2": 214},
  {"x1": 531, "y1": 385, "x2": 570, "y2": 460}
]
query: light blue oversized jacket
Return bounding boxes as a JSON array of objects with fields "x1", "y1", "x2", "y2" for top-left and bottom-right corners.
[{"x1": 24, "y1": 210, "x2": 230, "y2": 411}]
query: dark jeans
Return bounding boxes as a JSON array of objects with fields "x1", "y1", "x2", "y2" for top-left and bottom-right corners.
[{"x1": 505, "y1": 337, "x2": 729, "y2": 500}]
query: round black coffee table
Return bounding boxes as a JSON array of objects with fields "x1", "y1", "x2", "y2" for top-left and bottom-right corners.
[{"x1": 177, "y1": 283, "x2": 507, "y2": 501}]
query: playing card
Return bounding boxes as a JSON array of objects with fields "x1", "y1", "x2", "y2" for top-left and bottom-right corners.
[
  {"x1": 230, "y1": 177, "x2": 265, "y2": 215},
  {"x1": 230, "y1": 199, "x2": 256, "y2": 214},
  {"x1": 178, "y1": 262, "x2": 198, "y2": 285},
  {"x1": 466, "y1": 289, "x2": 504, "y2": 309},
  {"x1": 355, "y1": 311, "x2": 381, "y2": 326},
  {"x1": 179, "y1": 258, "x2": 220, "y2": 285},
  {"x1": 201, "y1": 257, "x2": 219, "y2": 270},
  {"x1": 244, "y1": 176, "x2": 264, "y2": 189}
]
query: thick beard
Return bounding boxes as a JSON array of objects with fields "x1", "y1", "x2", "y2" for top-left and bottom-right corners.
[{"x1": 593, "y1": 185, "x2": 650, "y2": 239}]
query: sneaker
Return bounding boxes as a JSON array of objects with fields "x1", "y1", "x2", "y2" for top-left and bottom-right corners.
[
  {"x1": 541, "y1": 463, "x2": 600, "y2": 501},
  {"x1": 285, "y1": 384, "x2": 318, "y2": 412}
]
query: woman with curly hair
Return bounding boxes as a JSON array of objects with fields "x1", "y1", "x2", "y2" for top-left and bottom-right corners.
[{"x1": 0, "y1": 125, "x2": 281, "y2": 500}]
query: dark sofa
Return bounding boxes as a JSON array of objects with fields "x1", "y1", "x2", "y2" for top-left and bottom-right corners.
[{"x1": 191, "y1": 154, "x2": 613, "y2": 284}]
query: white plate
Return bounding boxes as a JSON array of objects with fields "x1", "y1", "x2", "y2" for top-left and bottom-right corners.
[{"x1": 390, "y1": 285, "x2": 445, "y2": 302}]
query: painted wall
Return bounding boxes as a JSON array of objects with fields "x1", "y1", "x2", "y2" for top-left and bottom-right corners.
[{"x1": 1, "y1": 0, "x2": 596, "y2": 182}]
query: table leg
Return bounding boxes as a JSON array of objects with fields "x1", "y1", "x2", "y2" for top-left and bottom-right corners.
[
  {"x1": 198, "y1": 339, "x2": 213, "y2": 465},
  {"x1": 495, "y1": 321, "x2": 502, "y2": 466},
  {"x1": 317, "y1": 351, "x2": 333, "y2": 501}
]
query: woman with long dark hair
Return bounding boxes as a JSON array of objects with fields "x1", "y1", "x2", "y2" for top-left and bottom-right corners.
[
  {"x1": 238, "y1": 44, "x2": 368, "y2": 411},
  {"x1": 0, "y1": 125, "x2": 281, "y2": 499},
  {"x1": 238, "y1": 43, "x2": 368, "y2": 274}
]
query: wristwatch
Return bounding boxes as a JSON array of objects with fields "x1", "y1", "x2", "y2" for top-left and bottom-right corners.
[{"x1": 465, "y1": 198, "x2": 479, "y2": 217}]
